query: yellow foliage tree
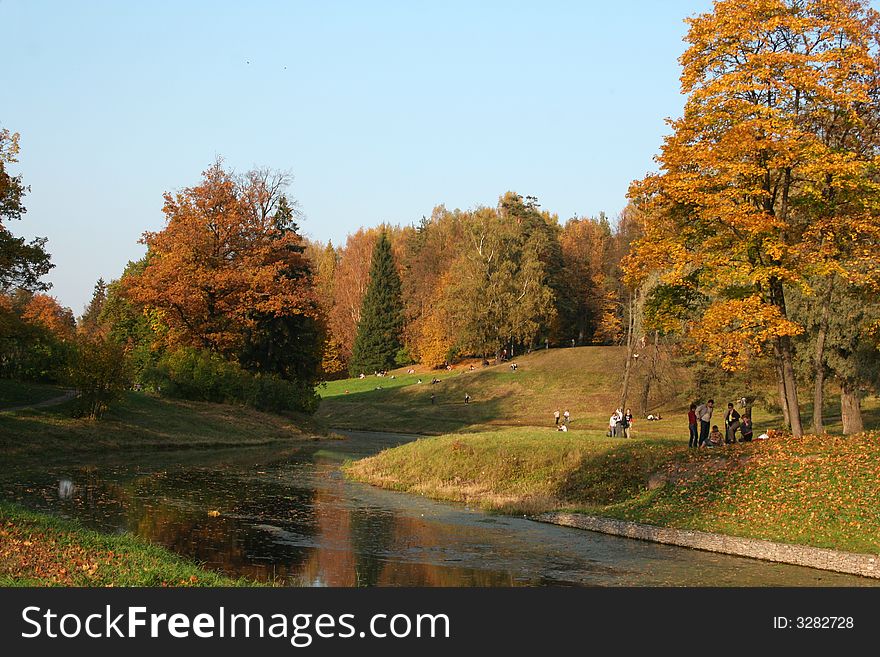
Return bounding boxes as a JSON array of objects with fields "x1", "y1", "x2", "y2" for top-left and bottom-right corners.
[{"x1": 626, "y1": 0, "x2": 880, "y2": 437}]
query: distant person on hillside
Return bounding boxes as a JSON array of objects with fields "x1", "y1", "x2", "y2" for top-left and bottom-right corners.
[
  {"x1": 430, "y1": 392, "x2": 435, "y2": 404},
  {"x1": 623, "y1": 409, "x2": 633, "y2": 438},
  {"x1": 465, "y1": 393, "x2": 470, "y2": 404},
  {"x1": 739, "y1": 415, "x2": 754, "y2": 442},
  {"x1": 724, "y1": 402, "x2": 741, "y2": 444},
  {"x1": 554, "y1": 409, "x2": 561, "y2": 426},
  {"x1": 563, "y1": 409, "x2": 571, "y2": 425},
  {"x1": 706, "y1": 425, "x2": 723, "y2": 448},
  {"x1": 695, "y1": 399, "x2": 714, "y2": 446},
  {"x1": 557, "y1": 423, "x2": 568, "y2": 432},
  {"x1": 687, "y1": 403, "x2": 698, "y2": 448}
]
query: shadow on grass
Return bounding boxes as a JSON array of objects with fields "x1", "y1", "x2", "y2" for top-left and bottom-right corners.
[{"x1": 316, "y1": 382, "x2": 515, "y2": 434}]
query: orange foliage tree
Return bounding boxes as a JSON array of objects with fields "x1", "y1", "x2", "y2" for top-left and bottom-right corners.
[
  {"x1": 21, "y1": 293, "x2": 75, "y2": 341},
  {"x1": 626, "y1": 0, "x2": 880, "y2": 437},
  {"x1": 130, "y1": 161, "x2": 319, "y2": 353}
]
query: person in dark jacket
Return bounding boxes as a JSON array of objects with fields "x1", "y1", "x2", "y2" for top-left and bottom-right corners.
[{"x1": 724, "y1": 402, "x2": 741, "y2": 444}]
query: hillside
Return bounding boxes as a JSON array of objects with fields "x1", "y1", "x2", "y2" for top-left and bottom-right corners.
[
  {"x1": 317, "y1": 346, "x2": 689, "y2": 433},
  {"x1": 0, "y1": 391, "x2": 325, "y2": 457}
]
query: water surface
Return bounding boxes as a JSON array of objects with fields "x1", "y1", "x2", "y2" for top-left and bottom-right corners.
[{"x1": 2, "y1": 430, "x2": 874, "y2": 586}]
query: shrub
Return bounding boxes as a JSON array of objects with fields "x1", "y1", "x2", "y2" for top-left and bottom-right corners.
[{"x1": 143, "y1": 348, "x2": 319, "y2": 413}]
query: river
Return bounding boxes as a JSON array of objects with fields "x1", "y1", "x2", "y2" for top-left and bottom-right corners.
[{"x1": 1, "y1": 430, "x2": 874, "y2": 586}]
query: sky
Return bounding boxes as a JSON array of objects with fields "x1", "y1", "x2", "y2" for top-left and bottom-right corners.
[{"x1": 3, "y1": 0, "x2": 717, "y2": 314}]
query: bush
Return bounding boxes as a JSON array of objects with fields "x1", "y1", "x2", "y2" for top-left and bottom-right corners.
[
  {"x1": 143, "y1": 348, "x2": 319, "y2": 413},
  {"x1": 67, "y1": 335, "x2": 131, "y2": 419}
]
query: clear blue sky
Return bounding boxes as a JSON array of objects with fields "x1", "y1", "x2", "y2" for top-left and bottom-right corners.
[{"x1": 3, "y1": 0, "x2": 715, "y2": 314}]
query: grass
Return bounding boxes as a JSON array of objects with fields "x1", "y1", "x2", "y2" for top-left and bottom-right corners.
[
  {"x1": 317, "y1": 346, "x2": 677, "y2": 433},
  {"x1": 0, "y1": 390, "x2": 329, "y2": 457},
  {"x1": 346, "y1": 427, "x2": 880, "y2": 555},
  {"x1": 0, "y1": 379, "x2": 65, "y2": 407},
  {"x1": 0, "y1": 501, "x2": 259, "y2": 586}
]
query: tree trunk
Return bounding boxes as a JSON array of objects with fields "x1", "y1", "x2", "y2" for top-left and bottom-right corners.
[
  {"x1": 812, "y1": 277, "x2": 833, "y2": 434},
  {"x1": 774, "y1": 344, "x2": 791, "y2": 429},
  {"x1": 620, "y1": 294, "x2": 635, "y2": 409},
  {"x1": 639, "y1": 331, "x2": 660, "y2": 415},
  {"x1": 780, "y1": 335, "x2": 803, "y2": 437},
  {"x1": 840, "y1": 380, "x2": 864, "y2": 435}
]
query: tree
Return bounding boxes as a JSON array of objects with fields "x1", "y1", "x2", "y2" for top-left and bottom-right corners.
[
  {"x1": 129, "y1": 161, "x2": 320, "y2": 358},
  {"x1": 67, "y1": 333, "x2": 130, "y2": 419},
  {"x1": 0, "y1": 126, "x2": 52, "y2": 292},
  {"x1": 78, "y1": 278, "x2": 107, "y2": 336},
  {"x1": 349, "y1": 233, "x2": 405, "y2": 375},
  {"x1": 444, "y1": 198, "x2": 556, "y2": 358},
  {"x1": 329, "y1": 228, "x2": 381, "y2": 361},
  {"x1": 21, "y1": 293, "x2": 75, "y2": 341},
  {"x1": 626, "y1": 0, "x2": 880, "y2": 437}
]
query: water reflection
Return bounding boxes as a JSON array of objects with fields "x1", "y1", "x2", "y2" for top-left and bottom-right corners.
[{"x1": 1, "y1": 432, "x2": 876, "y2": 587}]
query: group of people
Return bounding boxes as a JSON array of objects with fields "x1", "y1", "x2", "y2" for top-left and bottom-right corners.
[
  {"x1": 688, "y1": 399, "x2": 754, "y2": 448},
  {"x1": 553, "y1": 408, "x2": 572, "y2": 431},
  {"x1": 608, "y1": 408, "x2": 634, "y2": 438}
]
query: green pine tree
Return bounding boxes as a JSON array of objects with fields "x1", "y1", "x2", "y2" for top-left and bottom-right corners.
[{"x1": 349, "y1": 233, "x2": 404, "y2": 375}]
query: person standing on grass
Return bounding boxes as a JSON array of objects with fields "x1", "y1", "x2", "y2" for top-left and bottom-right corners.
[
  {"x1": 465, "y1": 393, "x2": 470, "y2": 404},
  {"x1": 695, "y1": 399, "x2": 714, "y2": 446},
  {"x1": 623, "y1": 408, "x2": 633, "y2": 438},
  {"x1": 430, "y1": 392, "x2": 435, "y2": 404},
  {"x1": 563, "y1": 409, "x2": 570, "y2": 426},
  {"x1": 724, "y1": 402, "x2": 741, "y2": 444},
  {"x1": 554, "y1": 409, "x2": 560, "y2": 426},
  {"x1": 687, "y1": 403, "x2": 698, "y2": 448}
]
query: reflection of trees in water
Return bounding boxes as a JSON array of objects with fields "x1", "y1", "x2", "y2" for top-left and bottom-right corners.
[
  {"x1": 376, "y1": 514, "x2": 520, "y2": 587},
  {"x1": 349, "y1": 506, "x2": 396, "y2": 586}
]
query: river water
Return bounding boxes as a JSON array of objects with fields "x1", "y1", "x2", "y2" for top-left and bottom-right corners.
[{"x1": 1, "y1": 430, "x2": 874, "y2": 586}]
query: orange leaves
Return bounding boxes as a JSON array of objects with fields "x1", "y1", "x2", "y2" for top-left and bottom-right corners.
[
  {"x1": 20, "y1": 294, "x2": 76, "y2": 341},
  {"x1": 127, "y1": 161, "x2": 318, "y2": 356},
  {"x1": 688, "y1": 296, "x2": 803, "y2": 371}
]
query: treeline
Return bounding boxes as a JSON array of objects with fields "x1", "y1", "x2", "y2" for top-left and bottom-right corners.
[{"x1": 306, "y1": 193, "x2": 638, "y2": 376}]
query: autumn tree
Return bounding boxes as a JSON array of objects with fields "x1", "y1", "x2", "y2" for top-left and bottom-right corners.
[
  {"x1": 626, "y1": 0, "x2": 880, "y2": 437},
  {"x1": 444, "y1": 196, "x2": 556, "y2": 358},
  {"x1": 349, "y1": 233, "x2": 405, "y2": 375},
  {"x1": 128, "y1": 160, "x2": 323, "y2": 410},
  {"x1": 21, "y1": 293, "x2": 75, "y2": 342},
  {"x1": 329, "y1": 228, "x2": 380, "y2": 361},
  {"x1": 398, "y1": 206, "x2": 464, "y2": 361},
  {"x1": 0, "y1": 125, "x2": 52, "y2": 292},
  {"x1": 305, "y1": 239, "x2": 347, "y2": 377}
]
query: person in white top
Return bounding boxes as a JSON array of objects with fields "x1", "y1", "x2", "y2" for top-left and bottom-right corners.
[{"x1": 694, "y1": 399, "x2": 714, "y2": 447}]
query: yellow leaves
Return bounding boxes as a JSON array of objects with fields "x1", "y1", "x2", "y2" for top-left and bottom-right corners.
[{"x1": 688, "y1": 296, "x2": 803, "y2": 371}]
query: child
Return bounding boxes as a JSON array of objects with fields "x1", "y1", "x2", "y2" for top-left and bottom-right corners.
[{"x1": 706, "y1": 424, "x2": 723, "y2": 447}]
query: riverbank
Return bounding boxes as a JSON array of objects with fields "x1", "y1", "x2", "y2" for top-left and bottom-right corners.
[
  {"x1": 345, "y1": 428, "x2": 880, "y2": 556},
  {"x1": 0, "y1": 391, "x2": 330, "y2": 457},
  {"x1": 0, "y1": 502, "x2": 257, "y2": 586}
]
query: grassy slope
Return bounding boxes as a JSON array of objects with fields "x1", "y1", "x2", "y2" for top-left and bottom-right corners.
[
  {"x1": 0, "y1": 391, "x2": 326, "y2": 457},
  {"x1": 0, "y1": 502, "x2": 257, "y2": 586},
  {"x1": 347, "y1": 428, "x2": 880, "y2": 554},
  {"x1": 318, "y1": 347, "x2": 672, "y2": 433}
]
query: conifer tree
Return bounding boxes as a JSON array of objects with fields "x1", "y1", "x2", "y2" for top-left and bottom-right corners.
[{"x1": 349, "y1": 233, "x2": 404, "y2": 375}]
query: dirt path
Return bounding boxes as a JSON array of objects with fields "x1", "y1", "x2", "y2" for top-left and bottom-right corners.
[{"x1": 0, "y1": 390, "x2": 78, "y2": 412}]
